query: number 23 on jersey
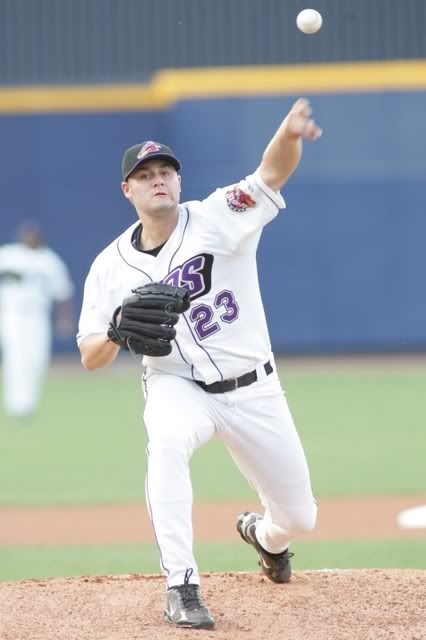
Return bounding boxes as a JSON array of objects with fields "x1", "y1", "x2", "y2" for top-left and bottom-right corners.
[{"x1": 162, "y1": 252, "x2": 239, "y2": 340}]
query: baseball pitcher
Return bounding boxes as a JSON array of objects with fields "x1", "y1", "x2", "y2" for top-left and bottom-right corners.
[{"x1": 78, "y1": 99, "x2": 322, "y2": 629}]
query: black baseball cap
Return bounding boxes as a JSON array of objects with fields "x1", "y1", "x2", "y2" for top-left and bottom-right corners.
[{"x1": 122, "y1": 141, "x2": 181, "y2": 180}]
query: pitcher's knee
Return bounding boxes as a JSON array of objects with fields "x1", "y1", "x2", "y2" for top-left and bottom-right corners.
[
  {"x1": 292, "y1": 509, "x2": 317, "y2": 534},
  {"x1": 276, "y1": 503, "x2": 317, "y2": 536}
]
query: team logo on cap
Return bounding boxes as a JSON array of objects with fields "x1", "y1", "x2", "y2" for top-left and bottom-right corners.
[
  {"x1": 226, "y1": 186, "x2": 257, "y2": 213},
  {"x1": 137, "y1": 141, "x2": 162, "y2": 159}
]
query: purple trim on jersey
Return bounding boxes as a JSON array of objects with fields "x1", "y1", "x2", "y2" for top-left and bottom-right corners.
[
  {"x1": 168, "y1": 207, "x2": 189, "y2": 272},
  {"x1": 182, "y1": 314, "x2": 224, "y2": 381},
  {"x1": 174, "y1": 338, "x2": 190, "y2": 365},
  {"x1": 116, "y1": 236, "x2": 153, "y2": 281},
  {"x1": 255, "y1": 179, "x2": 281, "y2": 209},
  {"x1": 173, "y1": 337, "x2": 200, "y2": 381}
]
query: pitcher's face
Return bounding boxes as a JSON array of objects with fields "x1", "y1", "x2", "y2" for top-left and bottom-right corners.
[{"x1": 122, "y1": 159, "x2": 181, "y2": 217}]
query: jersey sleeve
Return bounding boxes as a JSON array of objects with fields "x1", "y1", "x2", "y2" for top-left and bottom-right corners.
[
  {"x1": 199, "y1": 169, "x2": 286, "y2": 252},
  {"x1": 76, "y1": 261, "x2": 111, "y2": 347},
  {"x1": 45, "y1": 251, "x2": 74, "y2": 302}
]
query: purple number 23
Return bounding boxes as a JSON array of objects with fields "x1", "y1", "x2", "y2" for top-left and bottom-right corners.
[{"x1": 189, "y1": 289, "x2": 239, "y2": 340}]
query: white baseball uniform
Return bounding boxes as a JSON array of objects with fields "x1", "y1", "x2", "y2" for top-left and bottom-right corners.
[
  {"x1": 0, "y1": 243, "x2": 74, "y2": 417},
  {"x1": 78, "y1": 169, "x2": 316, "y2": 587}
]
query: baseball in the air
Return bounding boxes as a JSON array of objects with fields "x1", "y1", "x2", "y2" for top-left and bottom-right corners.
[{"x1": 296, "y1": 9, "x2": 323, "y2": 34}]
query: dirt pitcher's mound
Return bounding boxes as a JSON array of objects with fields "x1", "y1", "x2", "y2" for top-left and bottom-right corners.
[{"x1": 0, "y1": 570, "x2": 424, "y2": 640}]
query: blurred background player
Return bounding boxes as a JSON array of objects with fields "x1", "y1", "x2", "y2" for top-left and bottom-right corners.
[{"x1": 0, "y1": 221, "x2": 74, "y2": 420}]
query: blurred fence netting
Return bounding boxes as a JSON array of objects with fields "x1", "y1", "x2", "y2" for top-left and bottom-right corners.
[{"x1": 0, "y1": 0, "x2": 425, "y2": 86}]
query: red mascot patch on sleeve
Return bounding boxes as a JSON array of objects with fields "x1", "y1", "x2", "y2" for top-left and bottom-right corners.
[{"x1": 226, "y1": 186, "x2": 257, "y2": 213}]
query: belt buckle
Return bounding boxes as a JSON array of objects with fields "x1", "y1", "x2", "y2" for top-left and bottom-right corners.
[{"x1": 230, "y1": 377, "x2": 239, "y2": 391}]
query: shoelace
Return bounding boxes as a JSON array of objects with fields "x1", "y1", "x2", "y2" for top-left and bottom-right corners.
[
  {"x1": 258, "y1": 548, "x2": 294, "y2": 570},
  {"x1": 273, "y1": 550, "x2": 295, "y2": 572},
  {"x1": 176, "y1": 584, "x2": 203, "y2": 611},
  {"x1": 173, "y1": 567, "x2": 204, "y2": 611}
]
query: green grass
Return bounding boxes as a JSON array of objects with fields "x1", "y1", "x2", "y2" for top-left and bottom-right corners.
[
  {"x1": 0, "y1": 360, "x2": 425, "y2": 506},
  {"x1": 1, "y1": 539, "x2": 425, "y2": 582},
  {"x1": 1, "y1": 359, "x2": 425, "y2": 582},
  {"x1": 283, "y1": 367, "x2": 426, "y2": 496},
  {"x1": 0, "y1": 371, "x2": 147, "y2": 505}
]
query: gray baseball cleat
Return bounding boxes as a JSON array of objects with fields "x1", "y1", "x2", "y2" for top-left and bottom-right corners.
[
  {"x1": 164, "y1": 575, "x2": 215, "y2": 629},
  {"x1": 237, "y1": 511, "x2": 294, "y2": 583}
]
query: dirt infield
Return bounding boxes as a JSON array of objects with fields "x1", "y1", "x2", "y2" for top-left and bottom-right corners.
[
  {"x1": 1, "y1": 570, "x2": 425, "y2": 639},
  {"x1": 1, "y1": 494, "x2": 425, "y2": 638},
  {"x1": 1, "y1": 495, "x2": 426, "y2": 545}
]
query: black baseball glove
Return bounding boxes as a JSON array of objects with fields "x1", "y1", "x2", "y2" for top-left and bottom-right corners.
[{"x1": 107, "y1": 282, "x2": 190, "y2": 356}]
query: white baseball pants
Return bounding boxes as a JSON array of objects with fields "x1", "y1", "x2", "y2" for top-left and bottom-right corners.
[
  {"x1": 0, "y1": 311, "x2": 50, "y2": 417},
  {"x1": 142, "y1": 364, "x2": 316, "y2": 588}
]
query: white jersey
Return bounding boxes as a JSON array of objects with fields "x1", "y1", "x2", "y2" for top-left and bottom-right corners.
[
  {"x1": 0, "y1": 243, "x2": 74, "y2": 316},
  {"x1": 77, "y1": 169, "x2": 285, "y2": 384}
]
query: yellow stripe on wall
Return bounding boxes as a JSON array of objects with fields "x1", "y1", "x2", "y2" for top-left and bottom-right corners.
[{"x1": 0, "y1": 59, "x2": 425, "y2": 114}]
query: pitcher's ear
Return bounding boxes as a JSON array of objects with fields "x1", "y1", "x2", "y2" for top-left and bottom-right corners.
[{"x1": 121, "y1": 181, "x2": 132, "y2": 199}]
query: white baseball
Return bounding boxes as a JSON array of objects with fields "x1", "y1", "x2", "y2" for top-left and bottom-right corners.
[{"x1": 296, "y1": 9, "x2": 323, "y2": 34}]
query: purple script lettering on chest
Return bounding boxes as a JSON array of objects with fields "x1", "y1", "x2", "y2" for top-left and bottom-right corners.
[{"x1": 163, "y1": 253, "x2": 213, "y2": 302}]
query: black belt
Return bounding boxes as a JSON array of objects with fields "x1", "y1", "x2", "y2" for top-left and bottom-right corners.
[{"x1": 195, "y1": 361, "x2": 273, "y2": 394}]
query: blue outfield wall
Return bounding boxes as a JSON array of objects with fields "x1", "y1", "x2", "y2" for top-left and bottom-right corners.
[{"x1": 0, "y1": 91, "x2": 425, "y2": 353}]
